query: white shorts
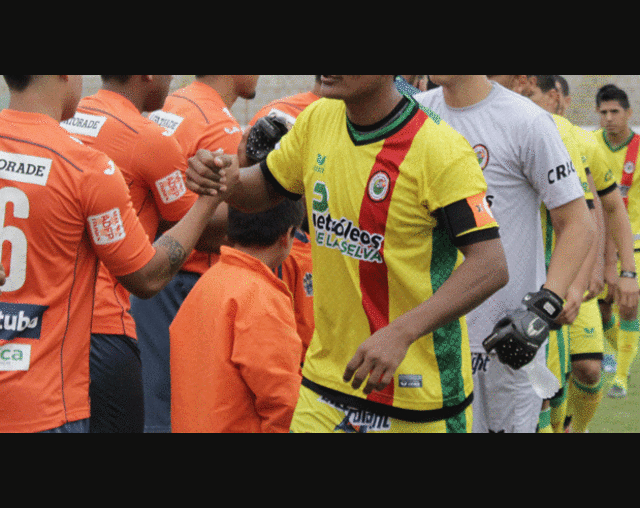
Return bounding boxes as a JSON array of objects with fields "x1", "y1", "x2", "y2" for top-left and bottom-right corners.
[{"x1": 471, "y1": 350, "x2": 544, "y2": 433}]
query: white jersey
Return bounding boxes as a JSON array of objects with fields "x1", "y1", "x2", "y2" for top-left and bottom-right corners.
[{"x1": 414, "y1": 82, "x2": 585, "y2": 352}]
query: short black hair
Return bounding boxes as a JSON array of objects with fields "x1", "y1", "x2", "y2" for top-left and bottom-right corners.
[
  {"x1": 3, "y1": 75, "x2": 35, "y2": 92},
  {"x1": 227, "y1": 199, "x2": 305, "y2": 248},
  {"x1": 101, "y1": 75, "x2": 133, "y2": 84},
  {"x1": 555, "y1": 75, "x2": 569, "y2": 96},
  {"x1": 531, "y1": 75, "x2": 557, "y2": 94},
  {"x1": 596, "y1": 84, "x2": 630, "y2": 110}
]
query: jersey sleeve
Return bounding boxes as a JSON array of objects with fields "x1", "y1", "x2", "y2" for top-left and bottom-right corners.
[
  {"x1": 135, "y1": 128, "x2": 197, "y2": 222},
  {"x1": 80, "y1": 153, "x2": 156, "y2": 277},
  {"x1": 198, "y1": 118, "x2": 243, "y2": 156},
  {"x1": 521, "y1": 112, "x2": 585, "y2": 210},
  {"x1": 584, "y1": 131, "x2": 618, "y2": 196},
  {"x1": 419, "y1": 124, "x2": 500, "y2": 245},
  {"x1": 262, "y1": 109, "x2": 308, "y2": 198}
]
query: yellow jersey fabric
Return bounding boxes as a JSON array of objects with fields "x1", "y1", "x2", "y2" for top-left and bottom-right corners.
[{"x1": 263, "y1": 96, "x2": 499, "y2": 421}]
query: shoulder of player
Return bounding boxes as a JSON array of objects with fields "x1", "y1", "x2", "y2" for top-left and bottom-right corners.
[{"x1": 52, "y1": 125, "x2": 116, "y2": 173}]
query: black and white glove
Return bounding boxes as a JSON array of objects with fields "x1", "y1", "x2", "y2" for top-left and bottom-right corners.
[
  {"x1": 522, "y1": 287, "x2": 564, "y2": 330},
  {"x1": 245, "y1": 114, "x2": 290, "y2": 164},
  {"x1": 482, "y1": 309, "x2": 550, "y2": 370}
]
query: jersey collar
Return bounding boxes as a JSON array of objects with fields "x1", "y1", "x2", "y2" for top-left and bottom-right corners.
[{"x1": 346, "y1": 96, "x2": 417, "y2": 146}]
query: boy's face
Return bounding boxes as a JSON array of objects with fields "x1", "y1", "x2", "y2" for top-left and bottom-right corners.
[{"x1": 598, "y1": 100, "x2": 632, "y2": 137}]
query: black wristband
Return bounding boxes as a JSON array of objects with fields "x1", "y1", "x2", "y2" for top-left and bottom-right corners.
[{"x1": 620, "y1": 271, "x2": 637, "y2": 279}]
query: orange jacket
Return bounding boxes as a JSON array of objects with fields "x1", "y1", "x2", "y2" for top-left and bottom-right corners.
[{"x1": 170, "y1": 247, "x2": 302, "y2": 433}]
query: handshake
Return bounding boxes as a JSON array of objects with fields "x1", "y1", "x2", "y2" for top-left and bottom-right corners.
[
  {"x1": 482, "y1": 287, "x2": 564, "y2": 369},
  {"x1": 185, "y1": 114, "x2": 290, "y2": 200}
]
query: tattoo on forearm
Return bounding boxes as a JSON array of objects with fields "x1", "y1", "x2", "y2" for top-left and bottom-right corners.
[{"x1": 154, "y1": 235, "x2": 187, "y2": 273}]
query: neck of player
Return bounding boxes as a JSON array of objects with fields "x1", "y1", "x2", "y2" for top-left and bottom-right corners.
[
  {"x1": 606, "y1": 127, "x2": 633, "y2": 148},
  {"x1": 442, "y1": 76, "x2": 493, "y2": 108},
  {"x1": 345, "y1": 86, "x2": 405, "y2": 126}
]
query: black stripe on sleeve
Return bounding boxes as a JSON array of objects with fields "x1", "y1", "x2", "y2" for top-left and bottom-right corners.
[{"x1": 597, "y1": 182, "x2": 617, "y2": 197}]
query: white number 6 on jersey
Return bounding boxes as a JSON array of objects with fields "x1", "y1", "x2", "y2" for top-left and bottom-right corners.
[{"x1": 0, "y1": 187, "x2": 29, "y2": 292}]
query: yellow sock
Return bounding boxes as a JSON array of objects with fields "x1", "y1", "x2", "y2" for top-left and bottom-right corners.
[
  {"x1": 537, "y1": 406, "x2": 553, "y2": 433},
  {"x1": 603, "y1": 314, "x2": 618, "y2": 353},
  {"x1": 550, "y1": 394, "x2": 568, "y2": 433},
  {"x1": 569, "y1": 377, "x2": 603, "y2": 433},
  {"x1": 613, "y1": 319, "x2": 639, "y2": 390}
]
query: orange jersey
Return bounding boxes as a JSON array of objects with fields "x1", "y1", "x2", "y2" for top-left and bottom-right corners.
[
  {"x1": 170, "y1": 246, "x2": 302, "y2": 433},
  {"x1": 61, "y1": 90, "x2": 197, "y2": 338},
  {"x1": 275, "y1": 230, "x2": 314, "y2": 363},
  {"x1": 0, "y1": 110, "x2": 156, "y2": 432},
  {"x1": 148, "y1": 81, "x2": 243, "y2": 275},
  {"x1": 248, "y1": 91, "x2": 321, "y2": 128}
]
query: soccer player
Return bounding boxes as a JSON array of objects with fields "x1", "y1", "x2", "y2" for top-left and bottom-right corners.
[
  {"x1": 593, "y1": 83, "x2": 640, "y2": 399},
  {"x1": 170, "y1": 199, "x2": 305, "y2": 433},
  {"x1": 130, "y1": 75, "x2": 259, "y2": 432},
  {"x1": 187, "y1": 75, "x2": 509, "y2": 433},
  {"x1": 415, "y1": 75, "x2": 594, "y2": 433},
  {"x1": 59, "y1": 75, "x2": 224, "y2": 432},
  {"x1": 0, "y1": 75, "x2": 227, "y2": 433},
  {"x1": 552, "y1": 76, "x2": 637, "y2": 429}
]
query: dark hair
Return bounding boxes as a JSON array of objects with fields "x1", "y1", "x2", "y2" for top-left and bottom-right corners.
[
  {"x1": 228, "y1": 199, "x2": 305, "y2": 248},
  {"x1": 596, "y1": 84, "x2": 630, "y2": 110},
  {"x1": 555, "y1": 75, "x2": 569, "y2": 97},
  {"x1": 3, "y1": 75, "x2": 35, "y2": 92},
  {"x1": 531, "y1": 75, "x2": 558, "y2": 94},
  {"x1": 101, "y1": 75, "x2": 133, "y2": 84}
]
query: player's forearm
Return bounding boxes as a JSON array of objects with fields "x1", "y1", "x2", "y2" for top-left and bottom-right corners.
[
  {"x1": 570, "y1": 208, "x2": 600, "y2": 294},
  {"x1": 225, "y1": 164, "x2": 284, "y2": 214},
  {"x1": 118, "y1": 195, "x2": 222, "y2": 298},
  {"x1": 602, "y1": 191, "x2": 636, "y2": 273},
  {"x1": 545, "y1": 200, "x2": 595, "y2": 298},
  {"x1": 390, "y1": 238, "x2": 509, "y2": 344}
]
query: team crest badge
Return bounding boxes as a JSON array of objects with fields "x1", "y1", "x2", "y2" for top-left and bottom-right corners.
[
  {"x1": 473, "y1": 144, "x2": 489, "y2": 170},
  {"x1": 624, "y1": 161, "x2": 635, "y2": 174},
  {"x1": 368, "y1": 171, "x2": 390, "y2": 202}
]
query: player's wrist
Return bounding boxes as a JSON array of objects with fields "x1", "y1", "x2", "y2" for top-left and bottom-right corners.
[{"x1": 620, "y1": 270, "x2": 637, "y2": 279}]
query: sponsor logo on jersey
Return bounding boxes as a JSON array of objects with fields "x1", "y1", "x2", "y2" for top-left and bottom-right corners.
[
  {"x1": 0, "y1": 302, "x2": 48, "y2": 342},
  {"x1": 0, "y1": 151, "x2": 52, "y2": 186},
  {"x1": 155, "y1": 170, "x2": 187, "y2": 204},
  {"x1": 303, "y1": 272, "x2": 313, "y2": 297},
  {"x1": 471, "y1": 352, "x2": 491, "y2": 375},
  {"x1": 398, "y1": 374, "x2": 422, "y2": 388},
  {"x1": 148, "y1": 110, "x2": 184, "y2": 136},
  {"x1": 87, "y1": 207, "x2": 126, "y2": 245},
  {"x1": 60, "y1": 112, "x2": 108, "y2": 138},
  {"x1": 0, "y1": 343, "x2": 31, "y2": 371},
  {"x1": 311, "y1": 181, "x2": 384, "y2": 263},
  {"x1": 547, "y1": 160, "x2": 577, "y2": 184},
  {"x1": 473, "y1": 144, "x2": 489, "y2": 170},
  {"x1": 320, "y1": 396, "x2": 392, "y2": 433}
]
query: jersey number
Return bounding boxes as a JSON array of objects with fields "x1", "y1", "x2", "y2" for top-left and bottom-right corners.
[{"x1": 0, "y1": 187, "x2": 30, "y2": 292}]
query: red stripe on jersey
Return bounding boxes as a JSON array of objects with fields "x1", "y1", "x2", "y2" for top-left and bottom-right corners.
[{"x1": 358, "y1": 109, "x2": 428, "y2": 407}]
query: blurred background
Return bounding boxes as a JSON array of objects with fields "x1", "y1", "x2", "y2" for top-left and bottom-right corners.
[{"x1": 1, "y1": 75, "x2": 638, "y2": 130}]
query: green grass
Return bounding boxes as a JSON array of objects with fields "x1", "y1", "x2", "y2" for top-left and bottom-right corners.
[{"x1": 589, "y1": 356, "x2": 640, "y2": 433}]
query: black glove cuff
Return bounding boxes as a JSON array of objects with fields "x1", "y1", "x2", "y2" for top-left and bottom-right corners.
[{"x1": 521, "y1": 286, "x2": 564, "y2": 330}]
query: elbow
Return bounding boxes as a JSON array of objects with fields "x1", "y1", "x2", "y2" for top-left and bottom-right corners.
[{"x1": 493, "y1": 254, "x2": 510, "y2": 292}]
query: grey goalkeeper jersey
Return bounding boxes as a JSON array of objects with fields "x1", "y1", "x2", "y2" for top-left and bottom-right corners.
[{"x1": 414, "y1": 82, "x2": 585, "y2": 352}]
